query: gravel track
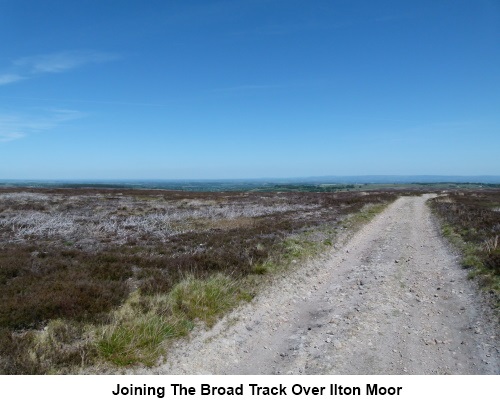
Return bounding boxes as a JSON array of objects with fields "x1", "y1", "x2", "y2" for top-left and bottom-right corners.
[{"x1": 147, "y1": 195, "x2": 499, "y2": 375}]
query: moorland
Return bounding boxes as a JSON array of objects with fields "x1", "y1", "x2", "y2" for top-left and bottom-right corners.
[{"x1": 0, "y1": 185, "x2": 498, "y2": 373}]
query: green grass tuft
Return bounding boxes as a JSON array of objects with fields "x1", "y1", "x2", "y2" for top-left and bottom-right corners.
[
  {"x1": 97, "y1": 314, "x2": 188, "y2": 366},
  {"x1": 170, "y1": 274, "x2": 247, "y2": 326}
]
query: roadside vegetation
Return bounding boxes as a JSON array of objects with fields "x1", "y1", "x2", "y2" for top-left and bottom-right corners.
[
  {"x1": 429, "y1": 190, "x2": 500, "y2": 306},
  {"x1": 0, "y1": 187, "x2": 405, "y2": 373}
]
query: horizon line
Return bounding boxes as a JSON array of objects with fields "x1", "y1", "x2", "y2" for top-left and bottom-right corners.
[{"x1": 1, "y1": 174, "x2": 500, "y2": 183}]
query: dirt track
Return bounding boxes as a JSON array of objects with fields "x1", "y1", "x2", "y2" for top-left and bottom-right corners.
[{"x1": 148, "y1": 195, "x2": 499, "y2": 374}]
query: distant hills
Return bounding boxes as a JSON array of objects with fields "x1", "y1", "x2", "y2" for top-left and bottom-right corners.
[
  {"x1": 0, "y1": 175, "x2": 499, "y2": 192},
  {"x1": 297, "y1": 175, "x2": 500, "y2": 184}
]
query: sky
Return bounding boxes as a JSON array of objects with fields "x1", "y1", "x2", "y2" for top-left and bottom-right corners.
[{"x1": 1, "y1": 0, "x2": 499, "y2": 179}]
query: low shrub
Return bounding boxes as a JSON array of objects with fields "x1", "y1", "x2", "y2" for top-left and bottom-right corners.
[{"x1": 430, "y1": 190, "x2": 500, "y2": 301}]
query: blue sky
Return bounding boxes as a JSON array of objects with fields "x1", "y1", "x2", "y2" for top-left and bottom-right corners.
[{"x1": 1, "y1": 0, "x2": 499, "y2": 179}]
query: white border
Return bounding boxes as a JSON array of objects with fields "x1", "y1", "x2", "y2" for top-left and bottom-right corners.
[{"x1": 2, "y1": 375, "x2": 498, "y2": 404}]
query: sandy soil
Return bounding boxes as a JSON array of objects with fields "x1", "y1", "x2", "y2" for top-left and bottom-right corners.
[{"x1": 145, "y1": 195, "x2": 499, "y2": 374}]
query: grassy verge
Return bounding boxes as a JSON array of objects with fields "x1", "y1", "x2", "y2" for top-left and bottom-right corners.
[{"x1": 429, "y1": 191, "x2": 500, "y2": 307}]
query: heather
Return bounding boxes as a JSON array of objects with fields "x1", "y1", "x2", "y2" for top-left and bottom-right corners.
[{"x1": 0, "y1": 188, "x2": 398, "y2": 373}]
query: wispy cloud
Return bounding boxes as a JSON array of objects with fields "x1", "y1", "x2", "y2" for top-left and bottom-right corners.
[
  {"x1": 0, "y1": 109, "x2": 84, "y2": 142},
  {"x1": 0, "y1": 74, "x2": 25, "y2": 85},
  {"x1": 0, "y1": 95, "x2": 173, "y2": 108},
  {"x1": 13, "y1": 50, "x2": 119, "y2": 74},
  {"x1": 0, "y1": 50, "x2": 119, "y2": 86}
]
